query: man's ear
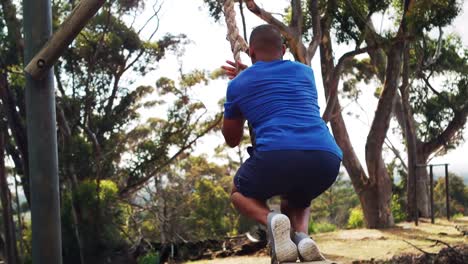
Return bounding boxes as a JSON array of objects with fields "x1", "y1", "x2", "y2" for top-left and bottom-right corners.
[
  {"x1": 249, "y1": 47, "x2": 255, "y2": 58},
  {"x1": 248, "y1": 47, "x2": 255, "y2": 57}
]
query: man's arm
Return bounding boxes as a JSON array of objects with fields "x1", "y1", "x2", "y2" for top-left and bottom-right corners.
[{"x1": 222, "y1": 118, "x2": 245, "y2": 148}]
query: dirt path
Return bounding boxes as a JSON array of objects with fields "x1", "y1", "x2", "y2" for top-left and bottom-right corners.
[{"x1": 185, "y1": 217, "x2": 468, "y2": 264}]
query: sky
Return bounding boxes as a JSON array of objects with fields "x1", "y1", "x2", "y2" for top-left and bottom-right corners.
[{"x1": 130, "y1": 0, "x2": 468, "y2": 181}]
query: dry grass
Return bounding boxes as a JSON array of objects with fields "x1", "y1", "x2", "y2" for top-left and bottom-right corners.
[{"x1": 185, "y1": 217, "x2": 468, "y2": 264}]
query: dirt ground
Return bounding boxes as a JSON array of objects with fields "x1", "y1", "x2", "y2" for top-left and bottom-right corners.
[{"x1": 185, "y1": 217, "x2": 468, "y2": 264}]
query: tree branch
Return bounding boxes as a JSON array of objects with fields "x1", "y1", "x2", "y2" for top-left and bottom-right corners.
[
  {"x1": 403, "y1": 240, "x2": 435, "y2": 256},
  {"x1": 119, "y1": 115, "x2": 223, "y2": 197},
  {"x1": 322, "y1": 46, "x2": 377, "y2": 122},
  {"x1": 423, "y1": 27, "x2": 443, "y2": 68},
  {"x1": 307, "y1": 0, "x2": 321, "y2": 60},
  {"x1": 365, "y1": 0, "x2": 413, "y2": 176},
  {"x1": 244, "y1": 0, "x2": 296, "y2": 45},
  {"x1": 422, "y1": 75, "x2": 443, "y2": 97},
  {"x1": 384, "y1": 137, "x2": 408, "y2": 171},
  {"x1": 290, "y1": 0, "x2": 303, "y2": 35},
  {"x1": 0, "y1": 73, "x2": 28, "y2": 174},
  {"x1": 422, "y1": 106, "x2": 468, "y2": 155}
]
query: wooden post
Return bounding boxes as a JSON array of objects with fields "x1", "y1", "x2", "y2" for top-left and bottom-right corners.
[
  {"x1": 23, "y1": 0, "x2": 63, "y2": 263},
  {"x1": 429, "y1": 165, "x2": 434, "y2": 224},
  {"x1": 445, "y1": 164, "x2": 450, "y2": 220},
  {"x1": 24, "y1": 0, "x2": 106, "y2": 79}
]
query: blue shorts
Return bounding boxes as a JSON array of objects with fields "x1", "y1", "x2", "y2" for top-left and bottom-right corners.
[{"x1": 234, "y1": 148, "x2": 340, "y2": 208}]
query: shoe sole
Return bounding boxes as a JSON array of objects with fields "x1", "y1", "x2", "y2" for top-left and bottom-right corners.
[
  {"x1": 298, "y1": 238, "x2": 325, "y2": 261},
  {"x1": 268, "y1": 214, "x2": 298, "y2": 263}
]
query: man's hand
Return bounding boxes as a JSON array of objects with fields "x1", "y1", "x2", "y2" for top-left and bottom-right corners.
[{"x1": 221, "y1": 60, "x2": 248, "y2": 80}]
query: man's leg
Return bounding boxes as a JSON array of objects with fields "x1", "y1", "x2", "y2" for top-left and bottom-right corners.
[
  {"x1": 281, "y1": 198, "x2": 325, "y2": 261},
  {"x1": 231, "y1": 184, "x2": 298, "y2": 262},
  {"x1": 230, "y1": 184, "x2": 270, "y2": 225},
  {"x1": 280, "y1": 198, "x2": 310, "y2": 233}
]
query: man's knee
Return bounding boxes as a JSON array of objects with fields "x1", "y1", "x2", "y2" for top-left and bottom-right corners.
[
  {"x1": 231, "y1": 183, "x2": 238, "y2": 195},
  {"x1": 230, "y1": 183, "x2": 239, "y2": 203}
]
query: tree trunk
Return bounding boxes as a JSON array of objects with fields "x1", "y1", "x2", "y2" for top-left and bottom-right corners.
[
  {"x1": 397, "y1": 73, "x2": 431, "y2": 219},
  {"x1": 0, "y1": 131, "x2": 19, "y2": 264},
  {"x1": 415, "y1": 148, "x2": 430, "y2": 217},
  {"x1": 320, "y1": 20, "x2": 394, "y2": 228}
]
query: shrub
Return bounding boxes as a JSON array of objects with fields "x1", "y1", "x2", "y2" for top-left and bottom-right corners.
[
  {"x1": 452, "y1": 212, "x2": 464, "y2": 219},
  {"x1": 61, "y1": 179, "x2": 128, "y2": 263},
  {"x1": 347, "y1": 207, "x2": 364, "y2": 229},
  {"x1": 314, "y1": 222, "x2": 337, "y2": 233},
  {"x1": 391, "y1": 194, "x2": 407, "y2": 223},
  {"x1": 308, "y1": 221, "x2": 317, "y2": 234},
  {"x1": 138, "y1": 251, "x2": 160, "y2": 264}
]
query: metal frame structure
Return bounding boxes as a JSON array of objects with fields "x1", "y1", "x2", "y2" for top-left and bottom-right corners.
[
  {"x1": 23, "y1": 0, "x2": 105, "y2": 263},
  {"x1": 415, "y1": 163, "x2": 450, "y2": 226}
]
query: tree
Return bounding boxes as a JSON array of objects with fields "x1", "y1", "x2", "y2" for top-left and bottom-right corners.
[
  {"x1": 0, "y1": 129, "x2": 19, "y2": 264},
  {"x1": 129, "y1": 154, "x2": 237, "y2": 243},
  {"x1": 400, "y1": 31, "x2": 467, "y2": 219}
]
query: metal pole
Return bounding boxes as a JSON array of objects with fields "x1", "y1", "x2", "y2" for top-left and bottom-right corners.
[
  {"x1": 23, "y1": 0, "x2": 63, "y2": 263},
  {"x1": 414, "y1": 165, "x2": 418, "y2": 226},
  {"x1": 445, "y1": 164, "x2": 450, "y2": 220},
  {"x1": 429, "y1": 165, "x2": 434, "y2": 224}
]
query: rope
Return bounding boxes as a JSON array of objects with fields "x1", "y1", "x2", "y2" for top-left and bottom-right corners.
[
  {"x1": 224, "y1": 0, "x2": 248, "y2": 64},
  {"x1": 223, "y1": 0, "x2": 255, "y2": 147}
]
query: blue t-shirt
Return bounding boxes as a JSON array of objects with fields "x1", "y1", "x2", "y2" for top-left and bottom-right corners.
[{"x1": 224, "y1": 60, "x2": 343, "y2": 159}]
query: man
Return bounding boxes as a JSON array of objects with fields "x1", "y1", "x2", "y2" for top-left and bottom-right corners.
[{"x1": 221, "y1": 24, "x2": 342, "y2": 263}]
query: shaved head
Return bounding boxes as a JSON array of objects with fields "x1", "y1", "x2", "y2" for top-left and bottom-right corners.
[{"x1": 249, "y1": 24, "x2": 283, "y2": 57}]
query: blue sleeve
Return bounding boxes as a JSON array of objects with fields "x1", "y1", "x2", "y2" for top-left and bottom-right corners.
[{"x1": 223, "y1": 81, "x2": 242, "y2": 119}]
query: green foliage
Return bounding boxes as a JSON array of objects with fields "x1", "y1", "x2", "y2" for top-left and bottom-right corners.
[
  {"x1": 309, "y1": 221, "x2": 337, "y2": 234},
  {"x1": 408, "y1": 0, "x2": 461, "y2": 33},
  {"x1": 410, "y1": 34, "x2": 468, "y2": 151},
  {"x1": 127, "y1": 155, "x2": 237, "y2": 243},
  {"x1": 342, "y1": 58, "x2": 378, "y2": 100},
  {"x1": 310, "y1": 175, "x2": 360, "y2": 228},
  {"x1": 433, "y1": 173, "x2": 468, "y2": 217},
  {"x1": 452, "y1": 212, "x2": 464, "y2": 219},
  {"x1": 391, "y1": 194, "x2": 407, "y2": 223},
  {"x1": 61, "y1": 180, "x2": 128, "y2": 263},
  {"x1": 202, "y1": 0, "x2": 224, "y2": 22},
  {"x1": 21, "y1": 220, "x2": 33, "y2": 264},
  {"x1": 347, "y1": 207, "x2": 365, "y2": 229},
  {"x1": 191, "y1": 178, "x2": 234, "y2": 239},
  {"x1": 137, "y1": 250, "x2": 161, "y2": 264}
]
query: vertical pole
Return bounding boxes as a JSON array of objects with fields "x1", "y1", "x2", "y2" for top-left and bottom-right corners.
[
  {"x1": 445, "y1": 164, "x2": 450, "y2": 220},
  {"x1": 414, "y1": 165, "x2": 418, "y2": 226},
  {"x1": 23, "y1": 0, "x2": 63, "y2": 263},
  {"x1": 429, "y1": 165, "x2": 434, "y2": 224}
]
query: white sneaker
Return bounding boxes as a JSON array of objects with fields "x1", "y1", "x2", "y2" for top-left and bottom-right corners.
[
  {"x1": 267, "y1": 213, "x2": 298, "y2": 263},
  {"x1": 293, "y1": 232, "x2": 326, "y2": 261}
]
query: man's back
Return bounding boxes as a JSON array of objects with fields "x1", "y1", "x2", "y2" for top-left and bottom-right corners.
[{"x1": 225, "y1": 60, "x2": 342, "y2": 159}]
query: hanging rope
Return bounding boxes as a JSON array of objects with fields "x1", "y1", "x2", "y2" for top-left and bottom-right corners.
[
  {"x1": 223, "y1": 0, "x2": 255, "y2": 147},
  {"x1": 223, "y1": 0, "x2": 249, "y2": 65}
]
